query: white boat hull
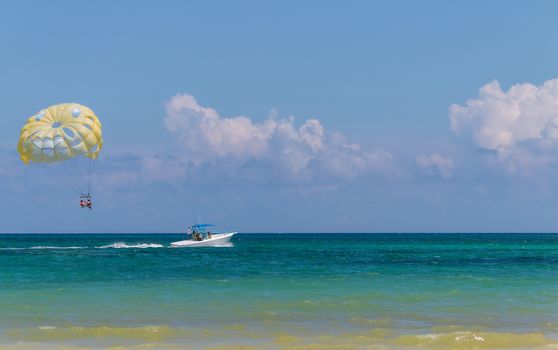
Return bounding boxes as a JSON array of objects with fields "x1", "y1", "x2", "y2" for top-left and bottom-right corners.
[{"x1": 170, "y1": 232, "x2": 236, "y2": 247}]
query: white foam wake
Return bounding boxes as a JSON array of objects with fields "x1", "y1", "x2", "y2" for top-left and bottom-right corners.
[
  {"x1": 30, "y1": 246, "x2": 87, "y2": 250},
  {"x1": 212, "y1": 243, "x2": 234, "y2": 248},
  {"x1": 96, "y1": 242, "x2": 164, "y2": 249},
  {"x1": 0, "y1": 246, "x2": 87, "y2": 250}
]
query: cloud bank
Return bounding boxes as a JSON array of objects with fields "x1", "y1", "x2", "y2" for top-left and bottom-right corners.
[
  {"x1": 450, "y1": 79, "x2": 558, "y2": 174},
  {"x1": 163, "y1": 93, "x2": 393, "y2": 183}
]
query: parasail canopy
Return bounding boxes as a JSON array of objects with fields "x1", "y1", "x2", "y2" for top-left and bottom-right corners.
[{"x1": 18, "y1": 103, "x2": 103, "y2": 164}]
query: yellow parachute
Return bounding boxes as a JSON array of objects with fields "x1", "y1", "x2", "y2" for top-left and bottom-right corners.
[{"x1": 18, "y1": 103, "x2": 103, "y2": 164}]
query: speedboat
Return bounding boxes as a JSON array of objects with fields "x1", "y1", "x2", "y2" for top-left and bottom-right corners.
[{"x1": 170, "y1": 224, "x2": 236, "y2": 247}]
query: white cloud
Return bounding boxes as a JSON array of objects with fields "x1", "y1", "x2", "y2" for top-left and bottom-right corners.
[
  {"x1": 164, "y1": 93, "x2": 392, "y2": 181},
  {"x1": 416, "y1": 153, "x2": 454, "y2": 178},
  {"x1": 488, "y1": 147, "x2": 551, "y2": 177},
  {"x1": 449, "y1": 78, "x2": 558, "y2": 174},
  {"x1": 165, "y1": 94, "x2": 274, "y2": 159}
]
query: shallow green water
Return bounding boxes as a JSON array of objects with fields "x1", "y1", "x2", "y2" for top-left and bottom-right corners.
[{"x1": 0, "y1": 233, "x2": 557, "y2": 349}]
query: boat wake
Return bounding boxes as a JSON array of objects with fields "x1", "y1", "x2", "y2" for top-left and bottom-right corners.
[
  {"x1": 30, "y1": 246, "x2": 87, "y2": 250},
  {"x1": 0, "y1": 246, "x2": 87, "y2": 250},
  {"x1": 211, "y1": 243, "x2": 234, "y2": 248},
  {"x1": 96, "y1": 243, "x2": 164, "y2": 249},
  {"x1": 1, "y1": 243, "x2": 167, "y2": 250}
]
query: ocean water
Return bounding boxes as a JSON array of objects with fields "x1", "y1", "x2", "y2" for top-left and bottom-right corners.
[{"x1": 0, "y1": 233, "x2": 557, "y2": 349}]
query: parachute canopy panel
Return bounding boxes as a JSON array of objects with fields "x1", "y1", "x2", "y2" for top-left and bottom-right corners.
[{"x1": 18, "y1": 103, "x2": 103, "y2": 164}]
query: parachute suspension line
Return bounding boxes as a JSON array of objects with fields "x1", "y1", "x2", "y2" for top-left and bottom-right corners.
[
  {"x1": 88, "y1": 158, "x2": 92, "y2": 195},
  {"x1": 86, "y1": 155, "x2": 97, "y2": 196},
  {"x1": 43, "y1": 163, "x2": 81, "y2": 195},
  {"x1": 58, "y1": 159, "x2": 82, "y2": 192},
  {"x1": 57, "y1": 156, "x2": 94, "y2": 197},
  {"x1": 58, "y1": 162, "x2": 83, "y2": 195}
]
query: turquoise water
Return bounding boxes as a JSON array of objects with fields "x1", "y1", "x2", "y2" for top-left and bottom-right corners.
[{"x1": 1, "y1": 233, "x2": 557, "y2": 349}]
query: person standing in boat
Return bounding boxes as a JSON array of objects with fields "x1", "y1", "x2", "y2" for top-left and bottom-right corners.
[{"x1": 191, "y1": 228, "x2": 201, "y2": 241}]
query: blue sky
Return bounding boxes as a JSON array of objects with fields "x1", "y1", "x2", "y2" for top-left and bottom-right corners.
[{"x1": 1, "y1": 1, "x2": 558, "y2": 232}]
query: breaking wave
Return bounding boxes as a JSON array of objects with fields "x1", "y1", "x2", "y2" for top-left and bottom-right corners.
[{"x1": 3, "y1": 326, "x2": 556, "y2": 349}]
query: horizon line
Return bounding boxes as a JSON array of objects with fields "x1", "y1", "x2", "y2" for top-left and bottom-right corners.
[{"x1": 1, "y1": 231, "x2": 558, "y2": 235}]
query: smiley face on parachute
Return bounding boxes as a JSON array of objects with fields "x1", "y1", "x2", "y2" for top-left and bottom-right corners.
[{"x1": 18, "y1": 103, "x2": 103, "y2": 164}]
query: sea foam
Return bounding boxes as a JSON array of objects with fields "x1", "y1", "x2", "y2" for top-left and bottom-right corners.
[
  {"x1": 96, "y1": 242, "x2": 164, "y2": 249},
  {"x1": 0, "y1": 246, "x2": 87, "y2": 250},
  {"x1": 29, "y1": 246, "x2": 87, "y2": 250}
]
